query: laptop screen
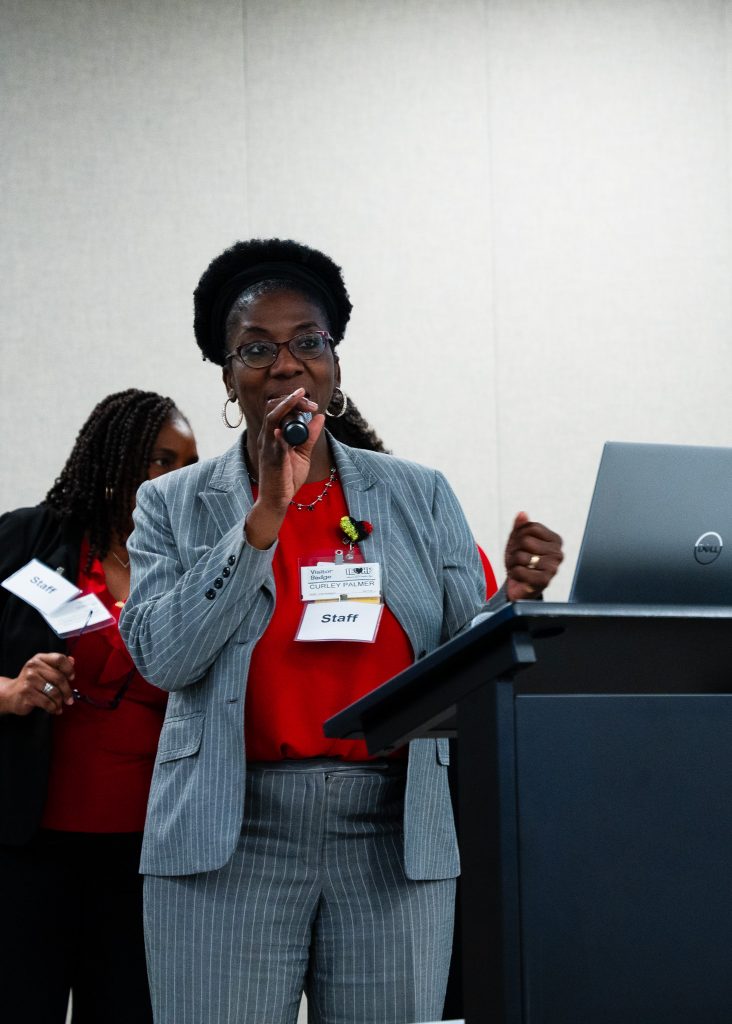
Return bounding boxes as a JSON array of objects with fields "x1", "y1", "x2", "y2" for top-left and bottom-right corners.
[{"x1": 570, "y1": 442, "x2": 732, "y2": 604}]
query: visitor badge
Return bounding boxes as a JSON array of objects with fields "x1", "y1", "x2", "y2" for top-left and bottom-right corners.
[
  {"x1": 300, "y1": 561, "x2": 381, "y2": 601},
  {"x1": 1, "y1": 558, "x2": 81, "y2": 614},
  {"x1": 296, "y1": 599, "x2": 384, "y2": 642}
]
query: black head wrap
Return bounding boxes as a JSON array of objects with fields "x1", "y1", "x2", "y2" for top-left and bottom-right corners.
[{"x1": 193, "y1": 238, "x2": 353, "y2": 365}]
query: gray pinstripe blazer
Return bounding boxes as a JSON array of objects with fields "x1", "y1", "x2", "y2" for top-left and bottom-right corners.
[{"x1": 120, "y1": 435, "x2": 487, "y2": 880}]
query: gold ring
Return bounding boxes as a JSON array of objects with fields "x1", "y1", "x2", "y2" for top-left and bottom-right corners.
[{"x1": 528, "y1": 554, "x2": 540, "y2": 569}]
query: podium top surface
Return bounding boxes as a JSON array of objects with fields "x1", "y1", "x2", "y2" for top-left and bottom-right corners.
[{"x1": 324, "y1": 602, "x2": 732, "y2": 747}]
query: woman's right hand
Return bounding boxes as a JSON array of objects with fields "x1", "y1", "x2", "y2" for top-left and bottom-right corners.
[
  {"x1": 256, "y1": 389, "x2": 322, "y2": 505},
  {"x1": 0, "y1": 653, "x2": 76, "y2": 716},
  {"x1": 246, "y1": 388, "x2": 322, "y2": 550}
]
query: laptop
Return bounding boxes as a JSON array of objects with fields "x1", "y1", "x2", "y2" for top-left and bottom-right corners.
[{"x1": 570, "y1": 441, "x2": 732, "y2": 604}]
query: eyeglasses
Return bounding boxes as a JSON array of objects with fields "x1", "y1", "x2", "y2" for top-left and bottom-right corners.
[
  {"x1": 72, "y1": 668, "x2": 135, "y2": 710},
  {"x1": 68, "y1": 609, "x2": 136, "y2": 711},
  {"x1": 225, "y1": 331, "x2": 332, "y2": 370}
]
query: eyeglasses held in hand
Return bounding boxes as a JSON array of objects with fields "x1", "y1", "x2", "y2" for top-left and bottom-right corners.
[
  {"x1": 68, "y1": 608, "x2": 135, "y2": 711},
  {"x1": 225, "y1": 331, "x2": 332, "y2": 370}
]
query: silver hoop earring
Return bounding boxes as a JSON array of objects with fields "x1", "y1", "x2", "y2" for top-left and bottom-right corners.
[
  {"x1": 222, "y1": 396, "x2": 244, "y2": 429},
  {"x1": 326, "y1": 387, "x2": 348, "y2": 419}
]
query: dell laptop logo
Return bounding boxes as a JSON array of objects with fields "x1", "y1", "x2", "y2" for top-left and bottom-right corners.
[{"x1": 694, "y1": 531, "x2": 723, "y2": 564}]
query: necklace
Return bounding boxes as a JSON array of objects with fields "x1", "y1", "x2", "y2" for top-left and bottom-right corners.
[
  {"x1": 247, "y1": 466, "x2": 338, "y2": 512},
  {"x1": 110, "y1": 550, "x2": 130, "y2": 569},
  {"x1": 290, "y1": 467, "x2": 338, "y2": 511}
]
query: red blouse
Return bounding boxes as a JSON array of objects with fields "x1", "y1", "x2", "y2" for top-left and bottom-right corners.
[
  {"x1": 245, "y1": 477, "x2": 415, "y2": 761},
  {"x1": 41, "y1": 539, "x2": 167, "y2": 832},
  {"x1": 478, "y1": 545, "x2": 498, "y2": 599}
]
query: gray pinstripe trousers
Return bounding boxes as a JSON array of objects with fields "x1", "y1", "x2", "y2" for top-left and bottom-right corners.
[{"x1": 144, "y1": 760, "x2": 455, "y2": 1024}]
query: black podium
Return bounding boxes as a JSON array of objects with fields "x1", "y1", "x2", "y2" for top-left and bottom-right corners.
[{"x1": 324, "y1": 602, "x2": 732, "y2": 1024}]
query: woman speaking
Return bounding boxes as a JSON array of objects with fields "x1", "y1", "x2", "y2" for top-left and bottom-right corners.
[{"x1": 120, "y1": 239, "x2": 562, "y2": 1024}]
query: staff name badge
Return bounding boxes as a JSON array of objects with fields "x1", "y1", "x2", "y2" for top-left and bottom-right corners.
[
  {"x1": 1, "y1": 558, "x2": 81, "y2": 614},
  {"x1": 1, "y1": 559, "x2": 115, "y2": 638},
  {"x1": 297, "y1": 599, "x2": 384, "y2": 642},
  {"x1": 297, "y1": 560, "x2": 383, "y2": 642}
]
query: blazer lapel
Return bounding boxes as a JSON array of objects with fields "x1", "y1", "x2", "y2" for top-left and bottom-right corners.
[
  {"x1": 197, "y1": 439, "x2": 276, "y2": 598},
  {"x1": 198, "y1": 489, "x2": 252, "y2": 540},
  {"x1": 198, "y1": 440, "x2": 252, "y2": 534},
  {"x1": 331, "y1": 439, "x2": 429, "y2": 659}
]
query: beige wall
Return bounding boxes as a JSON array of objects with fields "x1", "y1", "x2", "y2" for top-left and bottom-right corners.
[{"x1": 2, "y1": 0, "x2": 731, "y2": 598}]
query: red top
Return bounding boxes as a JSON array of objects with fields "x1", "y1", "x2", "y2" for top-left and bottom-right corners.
[
  {"x1": 41, "y1": 539, "x2": 167, "y2": 832},
  {"x1": 245, "y1": 476, "x2": 415, "y2": 761},
  {"x1": 244, "y1": 475, "x2": 499, "y2": 762},
  {"x1": 478, "y1": 545, "x2": 498, "y2": 599}
]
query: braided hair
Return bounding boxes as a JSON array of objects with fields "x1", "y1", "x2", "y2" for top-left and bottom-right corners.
[
  {"x1": 45, "y1": 389, "x2": 179, "y2": 563},
  {"x1": 324, "y1": 397, "x2": 389, "y2": 454},
  {"x1": 193, "y1": 239, "x2": 388, "y2": 454}
]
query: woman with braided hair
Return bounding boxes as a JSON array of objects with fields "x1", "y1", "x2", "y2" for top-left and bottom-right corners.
[
  {"x1": 0, "y1": 388, "x2": 198, "y2": 1024},
  {"x1": 120, "y1": 239, "x2": 563, "y2": 1024}
]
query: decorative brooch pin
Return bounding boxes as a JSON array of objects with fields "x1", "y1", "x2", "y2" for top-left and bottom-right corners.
[
  {"x1": 340, "y1": 516, "x2": 373, "y2": 544},
  {"x1": 338, "y1": 516, "x2": 373, "y2": 560}
]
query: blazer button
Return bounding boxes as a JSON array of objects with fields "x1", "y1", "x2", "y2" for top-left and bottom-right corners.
[
  {"x1": 228, "y1": 555, "x2": 236, "y2": 566},
  {"x1": 222, "y1": 567, "x2": 230, "y2": 578},
  {"x1": 205, "y1": 589, "x2": 216, "y2": 600},
  {"x1": 214, "y1": 577, "x2": 223, "y2": 589}
]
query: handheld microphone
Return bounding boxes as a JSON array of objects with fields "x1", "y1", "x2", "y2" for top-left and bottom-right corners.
[{"x1": 280, "y1": 410, "x2": 312, "y2": 446}]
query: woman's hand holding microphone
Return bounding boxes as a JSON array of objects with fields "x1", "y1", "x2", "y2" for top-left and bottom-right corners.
[{"x1": 244, "y1": 388, "x2": 322, "y2": 550}]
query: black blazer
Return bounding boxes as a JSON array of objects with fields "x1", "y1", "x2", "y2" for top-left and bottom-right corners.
[{"x1": 0, "y1": 505, "x2": 82, "y2": 845}]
